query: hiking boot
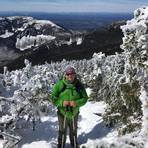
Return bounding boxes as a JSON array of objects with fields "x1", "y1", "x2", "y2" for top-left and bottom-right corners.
[{"x1": 57, "y1": 144, "x2": 63, "y2": 148}]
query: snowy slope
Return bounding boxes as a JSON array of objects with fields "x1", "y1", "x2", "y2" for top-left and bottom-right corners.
[
  {"x1": 17, "y1": 101, "x2": 107, "y2": 148},
  {"x1": 20, "y1": 101, "x2": 143, "y2": 148}
]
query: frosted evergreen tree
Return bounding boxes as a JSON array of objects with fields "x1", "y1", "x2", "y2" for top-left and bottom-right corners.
[
  {"x1": 140, "y1": 83, "x2": 148, "y2": 136},
  {"x1": 119, "y1": 6, "x2": 148, "y2": 134},
  {"x1": 90, "y1": 6, "x2": 148, "y2": 135}
]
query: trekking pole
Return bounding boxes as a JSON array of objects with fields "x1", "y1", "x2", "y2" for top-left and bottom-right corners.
[
  {"x1": 72, "y1": 117, "x2": 77, "y2": 148},
  {"x1": 61, "y1": 106, "x2": 68, "y2": 148},
  {"x1": 61, "y1": 115, "x2": 66, "y2": 148},
  {"x1": 71, "y1": 107, "x2": 77, "y2": 148}
]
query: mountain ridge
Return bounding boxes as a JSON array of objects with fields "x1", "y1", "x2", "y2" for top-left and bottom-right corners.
[{"x1": 0, "y1": 16, "x2": 126, "y2": 72}]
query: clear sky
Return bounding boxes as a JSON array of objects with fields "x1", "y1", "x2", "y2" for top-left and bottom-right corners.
[{"x1": 0, "y1": 0, "x2": 148, "y2": 13}]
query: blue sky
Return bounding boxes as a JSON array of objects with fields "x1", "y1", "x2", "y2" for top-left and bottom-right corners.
[{"x1": 0, "y1": 0, "x2": 148, "y2": 13}]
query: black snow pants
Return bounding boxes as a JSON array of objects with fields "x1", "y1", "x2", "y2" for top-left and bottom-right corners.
[{"x1": 57, "y1": 110, "x2": 78, "y2": 148}]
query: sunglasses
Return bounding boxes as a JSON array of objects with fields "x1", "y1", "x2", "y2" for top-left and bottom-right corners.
[{"x1": 66, "y1": 73, "x2": 75, "y2": 76}]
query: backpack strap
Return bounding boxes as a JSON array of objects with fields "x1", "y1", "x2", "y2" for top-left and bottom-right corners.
[{"x1": 75, "y1": 81, "x2": 83, "y2": 94}]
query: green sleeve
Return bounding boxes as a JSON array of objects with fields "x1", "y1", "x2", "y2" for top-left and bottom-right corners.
[
  {"x1": 75, "y1": 87, "x2": 88, "y2": 108},
  {"x1": 50, "y1": 80, "x2": 64, "y2": 107}
]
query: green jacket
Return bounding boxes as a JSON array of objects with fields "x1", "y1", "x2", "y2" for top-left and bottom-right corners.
[{"x1": 51, "y1": 77, "x2": 88, "y2": 119}]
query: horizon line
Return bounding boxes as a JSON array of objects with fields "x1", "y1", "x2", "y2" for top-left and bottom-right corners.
[{"x1": 0, "y1": 10, "x2": 133, "y2": 14}]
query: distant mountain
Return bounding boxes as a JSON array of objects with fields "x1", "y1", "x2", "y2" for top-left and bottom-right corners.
[
  {"x1": 0, "y1": 16, "x2": 79, "y2": 71},
  {"x1": 0, "y1": 16, "x2": 125, "y2": 72}
]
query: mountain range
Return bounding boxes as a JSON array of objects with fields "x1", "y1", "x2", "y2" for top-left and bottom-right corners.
[{"x1": 0, "y1": 16, "x2": 125, "y2": 72}]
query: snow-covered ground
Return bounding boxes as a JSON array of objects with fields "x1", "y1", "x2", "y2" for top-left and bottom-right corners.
[{"x1": 11, "y1": 101, "x2": 111, "y2": 148}]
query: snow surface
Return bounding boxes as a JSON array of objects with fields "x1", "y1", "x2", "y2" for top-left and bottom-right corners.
[
  {"x1": 0, "y1": 140, "x2": 4, "y2": 148},
  {"x1": 10, "y1": 101, "x2": 108, "y2": 148},
  {"x1": 0, "y1": 30, "x2": 14, "y2": 38},
  {"x1": 33, "y1": 20, "x2": 61, "y2": 28},
  {"x1": 16, "y1": 35, "x2": 56, "y2": 51},
  {"x1": 65, "y1": 38, "x2": 72, "y2": 46},
  {"x1": 20, "y1": 18, "x2": 61, "y2": 31},
  {"x1": 76, "y1": 37, "x2": 83, "y2": 45},
  {"x1": 7, "y1": 16, "x2": 33, "y2": 21}
]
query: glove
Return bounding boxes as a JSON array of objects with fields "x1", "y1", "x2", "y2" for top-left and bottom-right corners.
[
  {"x1": 63, "y1": 101, "x2": 70, "y2": 107},
  {"x1": 69, "y1": 101, "x2": 77, "y2": 107}
]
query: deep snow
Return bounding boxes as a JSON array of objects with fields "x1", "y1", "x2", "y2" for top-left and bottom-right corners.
[{"x1": 14, "y1": 101, "x2": 109, "y2": 148}]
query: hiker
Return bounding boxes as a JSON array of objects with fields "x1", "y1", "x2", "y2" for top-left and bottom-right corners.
[{"x1": 51, "y1": 66, "x2": 88, "y2": 148}]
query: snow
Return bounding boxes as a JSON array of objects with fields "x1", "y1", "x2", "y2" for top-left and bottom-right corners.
[
  {"x1": 22, "y1": 141, "x2": 51, "y2": 148},
  {"x1": 86, "y1": 88, "x2": 92, "y2": 97},
  {"x1": 140, "y1": 86, "x2": 148, "y2": 135},
  {"x1": 34, "y1": 20, "x2": 61, "y2": 29},
  {"x1": 121, "y1": 6, "x2": 148, "y2": 53},
  {"x1": 16, "y1": 35, "x2": 56, "y2": 51},
  {"x1": 0, "y1": 30, "x2": 14, "y2": 38},
  {"x1": 16, "y1": 101, "x2": 141, "y2": 148},
  {"x1": 143, "y1": 61, "x2": 148, "y2": 66},
  {"x1": 76, "y1": 37, "x2": 83, "y2": 45},
  {"x1": 7, "y1": 101, "x2": 107, "y2": 148},
  {"x1": 7, "y1": 16, "x2": 33, "y2": 21},
  {"x1": 0, "y1": 140, "x2": 5, "y2": 148},
  {"x1": 17, "y1": 27, "x2": 26, "y2": 32},
  {"x1": 79, "y1": 101, "x2": 106, "y2": 134},
  {"x1": 65, "y1": 38, "x2": 72, "y2": 46},
  {"x1": 0, "y1": 115, "x2": 13, "y2": 124},
  {"x1": 21, "y1": 19, "x2": 61, "y2": 31}
]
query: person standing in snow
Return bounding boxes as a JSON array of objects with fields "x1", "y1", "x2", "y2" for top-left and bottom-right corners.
[{"x1": 51, "y1": 66, "x2": 88, "y2": 148}]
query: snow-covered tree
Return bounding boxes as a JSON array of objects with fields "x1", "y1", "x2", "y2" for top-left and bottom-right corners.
[
  {"x1": 120, "y1": 6, "x2": 148, "y2": 135},
  {"x1": 88, "y1": 6, "x2": 148, "y2": 136}
]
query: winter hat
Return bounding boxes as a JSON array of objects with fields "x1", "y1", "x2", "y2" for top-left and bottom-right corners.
[{"x1": 65, "y1": 66, "x2": 76, "y2": 75}]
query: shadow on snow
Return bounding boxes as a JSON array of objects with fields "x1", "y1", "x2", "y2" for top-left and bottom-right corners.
[{"x1": 78, "y1": 121, "x2": 112, "y2": 144}]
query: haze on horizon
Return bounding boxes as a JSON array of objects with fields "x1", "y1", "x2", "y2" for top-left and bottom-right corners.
[{"x1": 0, "y1": 0, "x2": 147, "y2": 13}]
